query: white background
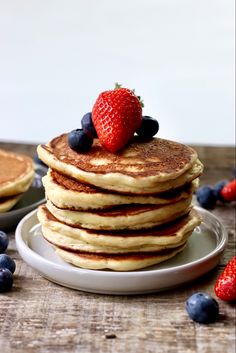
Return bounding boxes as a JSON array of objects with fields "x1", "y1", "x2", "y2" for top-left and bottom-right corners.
[{"x1": 0, "y1": 0, "x2": 235, "y2": 145}]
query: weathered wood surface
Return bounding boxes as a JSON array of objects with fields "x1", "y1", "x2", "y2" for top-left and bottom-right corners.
[{"x1": 0, "y1": 142, "x2": 235, "y2": 353}]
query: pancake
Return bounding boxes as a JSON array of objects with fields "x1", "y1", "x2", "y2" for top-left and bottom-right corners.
[
  {"x1": 0, "y1": 149, "x2": 34, "y2": 197},
  {"x1": 46, "y1": 197, "x2": 192, "y2": 230},
  {"x1": 41, "y1": 224, "x2": 192, "y2": 253},
  {"x1": 39, "y1": 205, "x2": 200, "y2": 270},
  {"x1": 38, "y1": 205, "x2": 201, "y2": 248},
  {"x1": 38, "y1": 205, "x2": 201, "y2": 249},
  {"x1": 0, "y1": 194, "x2": 22, "y2": 213},
  {"x1": 55, "y1": 243, "x2": 187, "y2": 271},
  {"x1": 43, "y1": 169, "x2": 198, "y2": 210},
  {"x1": 37, "y1": 132, "x2": 203, "y2": 271},
  {"x1": 37, "y1": 134, "x2": 203, "y2": 194}
]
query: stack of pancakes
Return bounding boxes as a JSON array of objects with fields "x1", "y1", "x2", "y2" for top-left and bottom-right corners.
[
  {"x1": 37, "y1": 134, "x2": 203, "y2": 271},
  {"x1": 0, "y1": 149, "x2": 34, "y2": 213}
]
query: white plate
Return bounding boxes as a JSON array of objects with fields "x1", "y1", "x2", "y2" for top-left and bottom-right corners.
[
  {"x1": 0, "y1": 165, "x2": 46, "y2": 230},
  {"x1": 15, "y1": 207, "x2": 227, "y2": 295}
]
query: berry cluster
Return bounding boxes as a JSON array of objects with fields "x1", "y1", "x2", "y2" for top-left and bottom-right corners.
[
  {"x1": 0, "y1": 231, "x2": 16, "y2": 293},
  {"x1": 196, "y1": 172, "x2": 236, "y2": 209},
  {"x1": 68, "y1": 85, "x2": 159, "y2": 153}
]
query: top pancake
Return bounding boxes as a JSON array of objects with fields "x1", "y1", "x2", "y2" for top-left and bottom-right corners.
[
  {"x1": 37, "y1": 134, "x2": 202, "y2": 194},
  {"x1": 0, "y1": 149, "x2": 34, "y2": 197}
]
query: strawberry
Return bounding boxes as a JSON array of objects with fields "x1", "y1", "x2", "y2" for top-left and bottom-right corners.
[
  {"x1": 214, "y1": 256, "x2": 236, "y2": 301},
  {"x1": 92, "y1": 84, "x2": 142, "y2": 153},
  {"x1": 220, "y1": 179, "x2": 236, "y2": 202}
]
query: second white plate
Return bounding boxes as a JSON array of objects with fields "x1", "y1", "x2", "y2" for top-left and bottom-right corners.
[{"x1": 15, "y1": 207, "x2": 227, "y2": 295}]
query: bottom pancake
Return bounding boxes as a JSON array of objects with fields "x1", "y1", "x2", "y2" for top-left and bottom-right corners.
[
  {"x1": 55, "y1": 243, "x2": 187, "y2": 271},
  {"x1": 0, "y1": 194, "x2": 22, "y2": 213}
]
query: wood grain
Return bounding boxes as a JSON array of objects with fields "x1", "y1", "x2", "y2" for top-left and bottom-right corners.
[{"x1": 0, "y1": 142, "x2": 235, "y2": 353}]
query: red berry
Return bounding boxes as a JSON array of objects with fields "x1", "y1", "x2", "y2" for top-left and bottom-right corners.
[
  {"x1": 92, "y1": 86, "x2": 142, "y2": 153},
  {"x1": 220, "y1": 179, "x2": 236, "y2": 202},
  {"x1": 214, "y1": 256, "x2": 236, "y2": 301}
]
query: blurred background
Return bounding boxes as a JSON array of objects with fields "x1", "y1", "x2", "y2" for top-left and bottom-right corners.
[{"x1": 0, "y1": 0, "x2": 235, "y2": 145}]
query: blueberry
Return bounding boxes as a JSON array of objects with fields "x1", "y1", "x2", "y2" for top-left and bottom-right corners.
[
  {"x1": 0, "y1": 231, "x2": 9, "y2": 253},
  {"x1": 136, "y1": 116, "x2": 159, "y2": 138},
  {"x1": 196, "y1": 185, "x2": 217, "y2": 209},
  {"x1": 0, "y1": 268, "x2": 13, "y2": 292},
  {"x1": 0, "y1": 254, "x2": 16, "y2": 274},
  {"x1": 186, "y1": 292, "x2": 219, "y2": 324},
  {"x1": 81, "y1": 112, "x2": 97, "y2": 138},
  {"x1": 213, "y1": 180, "x2": 228, "y2": 202},
  {"x1": 33, "y1": 153, "x2": 47, "y2": 167},
  {"x1": 233, "y1": 167, "x2": 236, "y2": 178},
  {"x1": 68, "y1": 129, "x2": 93, "y2": 152}
]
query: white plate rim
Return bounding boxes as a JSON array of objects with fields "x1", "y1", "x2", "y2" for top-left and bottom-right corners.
[{"x1": 15, "y1": 206, "x2": 228, "y2": 279}]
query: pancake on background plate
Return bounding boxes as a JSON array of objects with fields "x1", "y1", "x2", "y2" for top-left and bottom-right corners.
[
  {"x1": 0, "y1": 149, "x2": 34, "y2": 212},
  {"x1": 0, "y1": 194, "x2": 22, "y2": 213}
]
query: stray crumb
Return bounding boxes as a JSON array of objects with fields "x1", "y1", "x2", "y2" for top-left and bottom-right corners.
[{"x1": 105, "y1": 334, "x2": 117, "y2": 339}]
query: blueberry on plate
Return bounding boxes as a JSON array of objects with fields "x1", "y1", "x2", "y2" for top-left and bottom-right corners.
[
  {"x1": 213, "y1": 180, "x2": 228, "y2": 202},
  {"x1": 0, "y1": 268, "x2": 13, "y2": 293},
  {"x1": 0, "y1": 254, "x2": 16, "y2": 274},
  {"x1": 0, "y1": 231, "x2": 9, "y2": 254},
  {"x1": 136, "y1": 116, "x2": 159, "y2": 138},
  {"x1": 186, "y1": 292, "x2": 219, "y2": 324},
  {"x1": 196, "y1": 185, "x2": 217, "y2": 209},
  {"x1": 81, "y1": 112, "x2": 97, "y2": 138},
  {"x1": 68, "y1": 129, "x2": 93, "y2": 152}
]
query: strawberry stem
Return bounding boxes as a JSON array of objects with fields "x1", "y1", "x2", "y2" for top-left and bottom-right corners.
[
  {"x1": 115, "y1": 82, "x2": 122, "y2": 89},
  {"x1": 114, "y1": 83, "x2": 144, "y2": 107},
  {"x1": 137, "y1": 95, "x2": 144, "y2": 108}
]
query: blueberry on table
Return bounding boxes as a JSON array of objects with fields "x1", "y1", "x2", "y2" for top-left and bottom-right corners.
[
  {"x1": 186, "y1": 292, "x2": 219, "y2": 324},
  {"x1": 81, "y1": 112, "x2": 97, "y2": 138},
  {"x1": 196, "y1": 185, "x2": 217, "y2": 209},
  {"x1": 136, "y1": 116, "x2": 159, "y2": 138},
  {"x1": 213, "y1": 180, "x2": 228, "y2": 202},
  {"x1": 0, "y1": 254, "x2": 16, "y2": 274},
  {"x1": 68, "y1": 129, "x2": 93, "y2": 152},
  {"x1": 0, "y1": 231, "x2": 9, "y2": 253},
  {"x1": 0, "y1": 268, "x2": 13, "y2": 293}
]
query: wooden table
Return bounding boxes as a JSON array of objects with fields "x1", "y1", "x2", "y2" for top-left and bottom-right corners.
[{"x1": 0, "y1": 142, "x2": 235, "y2": 353}]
